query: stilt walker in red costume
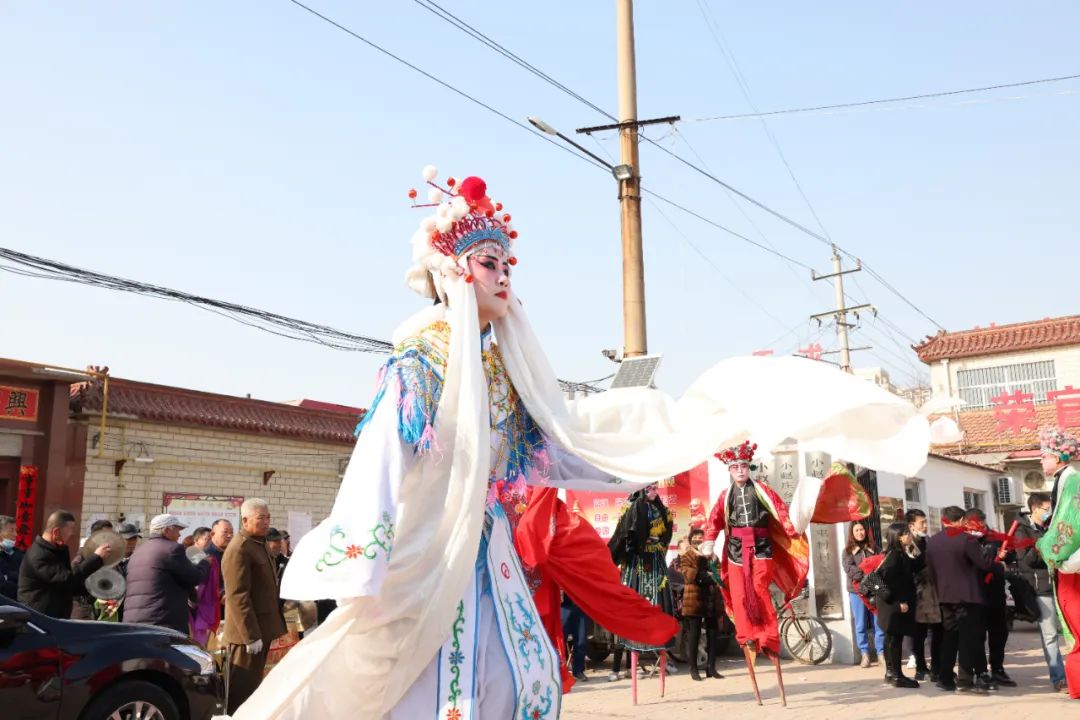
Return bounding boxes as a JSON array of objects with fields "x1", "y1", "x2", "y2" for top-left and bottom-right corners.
[{"x1": 702, "y1": 442, "x2": 809, "y2": 706}]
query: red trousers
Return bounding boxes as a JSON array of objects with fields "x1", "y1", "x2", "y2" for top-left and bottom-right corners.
[
  {"x1": 1059, "y1": 572, "x2": 1080, "y2": 699},
  {"x1": 727, "y1": 556, "x2": 779, "y2": 655}
]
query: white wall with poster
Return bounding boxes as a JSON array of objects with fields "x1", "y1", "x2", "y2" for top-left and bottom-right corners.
[{"x1": 162, "y1": 493, "x2": 243, "y2": 536}]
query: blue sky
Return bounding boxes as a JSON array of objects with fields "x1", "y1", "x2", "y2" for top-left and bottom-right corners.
[{"x1": 2, "y1": 2, "x2": 1077, "y2": 405}]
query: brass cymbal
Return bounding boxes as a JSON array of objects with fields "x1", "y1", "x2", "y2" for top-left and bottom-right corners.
[
  {"x1": 86, "y1": 567, "x2": 126, "y2": 600},
  {"x1": 80, "y1": 529, "x2": 125, "y2": 568}
]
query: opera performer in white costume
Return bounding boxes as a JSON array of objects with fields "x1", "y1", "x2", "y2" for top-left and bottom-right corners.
[{"x1": 229, "y1": 167, "x2": 948, "y2": 720}]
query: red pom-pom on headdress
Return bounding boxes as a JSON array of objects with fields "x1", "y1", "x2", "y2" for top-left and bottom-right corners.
[{"x1": 716, "y1": 440, "x2": 757, "y2": 466}]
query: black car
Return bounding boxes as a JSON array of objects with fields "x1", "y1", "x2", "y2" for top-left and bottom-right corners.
[{"x1": 0, "y1": 595, "x2": 222, "y2": 720}]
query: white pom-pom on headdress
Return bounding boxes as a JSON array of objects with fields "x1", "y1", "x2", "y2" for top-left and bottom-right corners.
[
  {"x1": 405, "y1": 264, "x2": 433, "y2": 298},
  {"x1": 404, "y1": 165, "x2": 516, "y2": 298}
]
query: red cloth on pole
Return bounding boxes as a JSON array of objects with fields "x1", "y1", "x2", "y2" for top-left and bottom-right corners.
[
  {"x1": 516, "y1": 487, "x2": 679, "y2": 692},
  {"x1": 1058, "y1": 571, "x2": 1080, "y2": 699}
]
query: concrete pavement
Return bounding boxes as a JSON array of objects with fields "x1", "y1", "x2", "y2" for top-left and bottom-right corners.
[{"x1": 561, "y1": 625, "x2": 1072, "y2": 719}]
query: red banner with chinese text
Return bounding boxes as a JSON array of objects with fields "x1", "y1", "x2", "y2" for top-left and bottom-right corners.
[
  {"x1": 1, "y1": 385, "x2": 39, "y2": 422},
  {"x1": 15, "y1": 465, "x2": 38, "y2": 551},
  {"x1": 565, "y1": 467, "x2": 712, "y2": 552}
]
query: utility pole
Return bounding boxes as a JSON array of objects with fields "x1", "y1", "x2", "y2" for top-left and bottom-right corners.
[
  {"x1": 810, "y1": 246, "x2": 875, "y2": 373},
  {"x1": 534, "y1": 1, "x2": 679, "y2": 359},
  {"x1": 615, "y1": 0, "x2": 646, "y2": 358}
]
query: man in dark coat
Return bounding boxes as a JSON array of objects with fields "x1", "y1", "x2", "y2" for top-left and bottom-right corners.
[
  {"x1": 17, "y1": 510, "x2": 111, "y2": 618},
  {"x1": 1, "y1": 515, "x2": 24, "y2": 599},
  {"x1": 222, "y1": 499, "x2": 286, "y2": 713},
  {"x1": 965, "y1": 507, "x2": 1016, "y2": 687},
  {"x1": 925, "y1": 505, "x2": 994, "y2": 694},
  {"x1": 124, "y1": 513, "x2": 209, "y2": 635},
  {"x1": 1015, "y1": 492, "x2": 1067, "y2": 691},
  {"x1": 905, "y1": 509, "x2": 942, "y2": 682}
]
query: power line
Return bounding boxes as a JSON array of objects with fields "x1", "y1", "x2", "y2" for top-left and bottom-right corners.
[
  {"x1": 641, "y1": 189, "x2": 815, "y2": 271},
  {"x1": 0, "y1": 247, "x2": 392, "y2": 353},
  {"x1": 647, "y1": 197, "x2": 804, "y2": 341},
  {"x1": 339, "y1": 0, "x2": 947, "y2": 335},
  {"x1": 693, "y1": 1, "x2": 837, "y2": 245},
  {"x1": 0, "y1": 246, "x2": 606, "y2": 392},
  {"x1": 285, "y1": 0, "x2": 607, "y2": 173},
  {"x1": 408, "y1": 0, "x2": 614, "y2": 122},
  {"x1": 693, "y1": 71, "x2": 1080, "y2": 122},
  {"x1": 672, "y1": 128, "x2": 822, "y2": 298}
]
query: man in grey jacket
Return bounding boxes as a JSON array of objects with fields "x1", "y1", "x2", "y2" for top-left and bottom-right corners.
[{"x1": 123, "y1": 514, "x2": 208, "y2": 635}]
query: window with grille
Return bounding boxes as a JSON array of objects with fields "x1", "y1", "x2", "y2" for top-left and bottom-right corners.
[
  {"x1": 928, "y1": 507, "x2": 942, "y2": 533},
  {"x1": 955, "y1": 360, "x2": 1057, "y2": 410},
  {"x1": 905, "y1": 480, "x2": 923, "y2": 504},
  {"x1": 963, "y1": 490, "x2": 986, "y2": 512},
  {"x1": 996, "y1": 477, "x2": 1014, "y2": 505}
]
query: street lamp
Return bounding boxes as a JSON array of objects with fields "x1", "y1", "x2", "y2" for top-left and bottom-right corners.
[
  {"x1": 527, "y1": 116, "x2": 617, "y2": 172},
  {"x1": 527, "y1": 116, "x2": 558, "y2": 136}
]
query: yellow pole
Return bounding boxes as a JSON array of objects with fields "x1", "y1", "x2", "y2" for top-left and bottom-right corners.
[{"x1": 616, "y1": 0, "x2": 647, "y2": 358}]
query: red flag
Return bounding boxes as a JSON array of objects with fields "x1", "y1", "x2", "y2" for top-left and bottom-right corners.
[{"x1": 811, "y1": 462, "x2": 873, "y2": 524}]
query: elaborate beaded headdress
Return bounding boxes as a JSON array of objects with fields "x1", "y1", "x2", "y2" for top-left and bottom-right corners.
[
  {"x1": 716, "y1": 440, "x2": 757, "y2": 466},
  {"x1": 1039, "y1": 426, "x2": 1079, "y2": 462},
  {"x1": 404, "y1": 165, "x2": 517, "y2": 298}
]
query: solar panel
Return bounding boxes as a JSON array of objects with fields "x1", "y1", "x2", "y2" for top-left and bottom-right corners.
[{"x1": 610, "y1": 355, "x2": 662, "y2": 389}]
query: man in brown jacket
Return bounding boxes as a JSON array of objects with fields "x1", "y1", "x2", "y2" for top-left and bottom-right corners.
[{"x1": 222, "y1": 498, "x2": 286, "y2": 713}]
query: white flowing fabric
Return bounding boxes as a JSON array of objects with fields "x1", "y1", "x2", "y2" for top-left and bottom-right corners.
[
  {"x1": 234, "y1": 276, "x2": 489, "y2": 719},
  {"x1": 232, "y1": 284, "x2": 933, "y2": 720},
  {"x1": 494, "y1": 298, "x2": 932, "y2": 479}
]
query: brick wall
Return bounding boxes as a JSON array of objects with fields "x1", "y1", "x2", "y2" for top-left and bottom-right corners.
[{"x1": 79, "y1": 417, "x2": 350, "y2": 532}]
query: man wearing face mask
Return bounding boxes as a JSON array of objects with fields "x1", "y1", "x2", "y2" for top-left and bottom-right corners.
[
  {"x1": 905, "y1": 509, "x2": 942, "y2": 681},
  {"x1": 1016, "y1": 491, "x2": 1067, "y2": 691},
  {"x1": 18, "y1": 510, "x2": 112, "y2": 618},
  {"x1": 0, "y1": 516, "x2": 24, "y2": 599}
]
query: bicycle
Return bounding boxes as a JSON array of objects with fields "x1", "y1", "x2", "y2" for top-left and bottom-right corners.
[{"x1": 775, "y1": 589, "x2": 832, "y2": 664}]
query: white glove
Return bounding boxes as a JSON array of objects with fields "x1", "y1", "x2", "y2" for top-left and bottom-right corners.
[
  {"x1": 245, "y1": 639, "x2": 264, "y2": 655},
  {"x1": 700, "y1": 540, "x2": 715, "y2": 558}
]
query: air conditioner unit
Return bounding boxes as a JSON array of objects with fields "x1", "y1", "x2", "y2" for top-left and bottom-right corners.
[{"x1": 996, "y1": 476, "x2": 1016, "y2": 506}]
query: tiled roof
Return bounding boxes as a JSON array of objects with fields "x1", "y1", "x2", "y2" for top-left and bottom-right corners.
[
  {"x1": 70, "y1": 377, "x2": 363, "y2": 445},
  {"x1": 914, "y1": 315, "x2": 1080, "y2": 363},
  {"x1": 930, "y1": 403, "x2": 1078, "y2": 456},
  {"x1": 926, "y1": 452, "x2": 1002, "y2": 473}
]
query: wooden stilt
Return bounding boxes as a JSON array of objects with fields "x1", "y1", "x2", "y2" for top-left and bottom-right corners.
[
  {"x1": 769, "y1": 650, "x2": 786, "y2": 707},
  {"x1": 630, "y1": 650, "x2": 639, "y2": 705},
  {"x1": 742, "y1": 643, "x2": 762, "y2": 706},
  {"x1": 659, "y1": 649, "x2": 667, "y2": 698}
]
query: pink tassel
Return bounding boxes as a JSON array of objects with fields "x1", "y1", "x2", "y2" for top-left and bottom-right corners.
[
  {"x1": 485, "y1": 484, "x2": 499, "y2": 509},
  {"x1": 533, "y1": 448, "x2": 551, "y2": 480},
  {"x1": 398, "y1": 390, "x2": 419, "y2": 426},
  {"x1": 512, "y1": 474, "x2": 528, "y2": 497},
  {"x1": 418, "y1": 423, "x2": 441, "y2": 456}
]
